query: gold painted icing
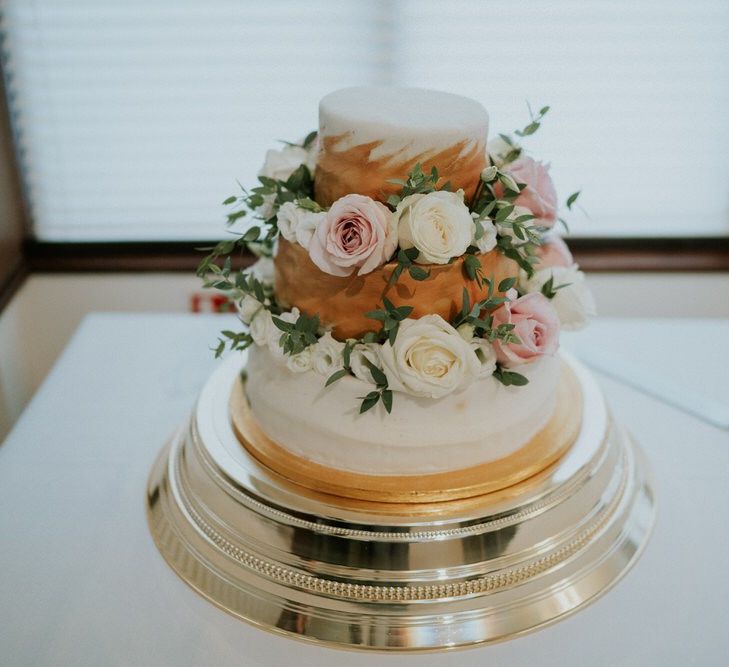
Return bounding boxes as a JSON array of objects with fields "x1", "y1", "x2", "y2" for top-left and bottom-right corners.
[
  {"x1": 274, "y1": 239, "x2": 519, "y2": 340},
  {"x1": 314, "y1": 133, "x2": 486, "y2": 207}
]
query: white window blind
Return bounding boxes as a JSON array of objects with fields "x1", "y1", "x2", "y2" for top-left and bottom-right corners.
[{"x1": 1, "y1": 0, "x2": 728, "y2": 241}]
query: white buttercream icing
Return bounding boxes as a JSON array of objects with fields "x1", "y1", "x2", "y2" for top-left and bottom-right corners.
[
  {"x1": 319, "y1": 86, "x2": 489, "y2": 163},
  {"x1": 245, "y1": 345, "x2": 559, "y2": 476}
]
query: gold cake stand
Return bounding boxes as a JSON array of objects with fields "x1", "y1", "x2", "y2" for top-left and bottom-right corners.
[{"x1": 146, "y1": 353, "x2": 655, "y2": 652}]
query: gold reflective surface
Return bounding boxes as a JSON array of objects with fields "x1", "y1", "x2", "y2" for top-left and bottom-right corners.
[{"x1": 146, "y1": 355, "x2": 655, "y2": 651}]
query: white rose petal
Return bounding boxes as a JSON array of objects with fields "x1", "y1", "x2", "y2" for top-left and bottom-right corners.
[
  {"x1": 258, "y1": 193, "x2": 276, "y2": 220},
  {"x1": 249, "y1": 309, "x2": 273, "y2": 346},
  {"x1": 524, "y1": 265, "x2": 596, "y2": 331},
  {"x1": 473, "y1": 216, "x2": 498, "y2": 253},
  {"x1": 286, "y1": 348, "x2": 313, "y2": 373},
  {"x1": 380, "y1": 314, "x2": 480, "y2": 399},
  {"x1": 248, "y1": 257, "x2": 275, "y2": 287},
  {"x1": 311, "y1": 332, "x2": 345, "y2": 376},
  {"x1": 276, "y1": 201, "x2": 324, "y2": 248},
  {"x1": 457, "y1": 323, "x2": 475, "y2": 342},
  {"x1": 395, "y1": 190, "x2": 473, "y2": 265},
  {"x1": 349, "y1": 343, "x2": 383, "y2": 384},
  {"x1": 238, "y1": 294, "x2": 263, "y2": 325},
  {"x1": 258, "y1": 145, "x2": 308, "y2": 182},
  {"x1": 471, "y1": 338, "x2": 498, "y2": 378}
]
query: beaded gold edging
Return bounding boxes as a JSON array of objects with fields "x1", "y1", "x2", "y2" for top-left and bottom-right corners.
[
  {"x1": 173, "y1": 438, "x2": 629, "y2": 602},
  {"x1": 190, "y1": 417, "x2": 611, "y2": 542}
]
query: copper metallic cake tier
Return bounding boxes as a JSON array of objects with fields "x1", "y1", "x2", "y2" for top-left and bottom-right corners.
[
  {"x1": 274, "y1": 239, "x2": 518, "y2": 340},
  {"x1": 146, "y1": 352, "x2": 655, "y2": 651}
]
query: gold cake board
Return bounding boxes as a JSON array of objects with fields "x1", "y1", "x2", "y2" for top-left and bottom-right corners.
[
  {"x1": 146, "y1": 353, "x2": 655, "y2": 652},
  {"x1": 230, "y1": 362, "x2": 582, "y2": 504}
]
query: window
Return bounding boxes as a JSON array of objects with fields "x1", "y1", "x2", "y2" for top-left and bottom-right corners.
[{"x1": 2, "y1": 0, "x2": 727, "y2": 241}]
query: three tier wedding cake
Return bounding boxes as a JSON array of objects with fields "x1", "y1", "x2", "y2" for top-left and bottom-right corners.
[{"x1": 199, "y1": 86, "x2": 596, "y2": 495}]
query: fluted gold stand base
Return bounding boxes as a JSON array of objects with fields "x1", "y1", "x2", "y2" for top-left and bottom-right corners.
[{"x1": 146, "y1": 354, "x2": 654, "y2": 652}]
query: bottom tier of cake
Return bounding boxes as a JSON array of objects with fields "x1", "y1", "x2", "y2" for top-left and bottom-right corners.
[
  {"x1": 244, "y1": 345, "x2": 563, "y2": 476},
  {"x1": 146, "y1": 352, "x2": 655, "y2": 651}
]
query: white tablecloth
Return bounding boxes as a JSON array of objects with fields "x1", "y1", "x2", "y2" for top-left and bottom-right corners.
[{"x1": 1, "y1": 313, "x2": 727, "y2": 666}]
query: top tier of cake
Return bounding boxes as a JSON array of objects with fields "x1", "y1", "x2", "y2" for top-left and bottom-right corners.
[{"x1": 314, "y1": 86, "x2": 489, "y2": 206}]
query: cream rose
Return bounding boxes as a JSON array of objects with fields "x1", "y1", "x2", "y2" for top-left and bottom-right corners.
[
  {"x1": 349, "y1": 342, "x2": 383, "y2": 384},
  {"x1": 471, "y1": 338, "x2": 498, "y2": 377},
  {"x1": 249, "y1": 309, "x2": 273, "y2": 347},
  {"x1": 286, "y1": 348, "x2": 313, "y2": 373},
  {"x1": 258, "y1": 144, "x2": 308, "y2": 182},
  {"x1": 238, "y1": 294, "x2": 263, "y2": 325},
  {"x1": 258, "y1": 193, "x2": 276, "y2": 220},
  {"x1": 248, "y1": 256, "x2": 275, "y2": 287},
  {"x1": 380, "y1": 314, "x2": 480, "y2": 398},
  {"x1": 308, "y1": 194, "x2": 397, "y2": 277},
  {"x1": 396, "y1": 190, "x2": 473, "y2": 264},
  {"x1": 472, "y1": 214, "x2": 498, "y2": 253},
  {"x1": 277, "y1": 201, "x2": 324, "y2": 248},
  {"x1": 311, "y1": 332, "x2": 345, "y2": 376},
  {"x1": 524, "y1": 265, "x2": 596, "y2": 331}
]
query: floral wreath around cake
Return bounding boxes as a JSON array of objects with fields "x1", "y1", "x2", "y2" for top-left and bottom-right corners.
[{"x1": 197, "y1": 106, "x2": 596, "y2": 414}]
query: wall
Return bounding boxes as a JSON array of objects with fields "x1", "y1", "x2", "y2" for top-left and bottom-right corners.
[
  {"x1": 0, "y1": 72, "x2": 25, "y2": 294},
  {"x1": 1, "y1": 271, "x2": 728, "y2": 440}
]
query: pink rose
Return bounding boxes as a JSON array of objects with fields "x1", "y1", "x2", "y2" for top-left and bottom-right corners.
[
  {"x1": 535, "y1": 235, "x2": 573, "y2": 270},
  {"x1": 503, "y1": 156, "x2": 558, "y2": 228},
  {"x1": 491, "y1": 293, "x2": 560, "y2": 366},
  {"x1": 308, "y1": 194, "x2": 396, "y2": 277}
]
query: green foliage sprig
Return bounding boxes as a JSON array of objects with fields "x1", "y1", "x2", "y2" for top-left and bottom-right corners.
[
  {"x1": 540, "y1": 274, "x2": 572, "y2": 299},
  {"x1": 271, "y1": 312, "x2": 320, "y2": 356},
  {"x1": 386, "y1": 163, "x2": 451, "y2": 209},
  {"x1": 493, "y1": 366, "x2": 529, "y2": 386},
  {"x1": 200, "y1": 132, "x2": 318, "y2": 276},
  {"x1": 358, "y1": 358, "x2": 393, "y2": 414},
  {"x1": 365, "y1": 297, "x2": 413, "y2": 346},
  {"x1": 386, "y1": 247, "x2": 430, "y2": 289},
  {"x1": 516, "y1": 104, "x2": 550, "y2": 138},
  {"x1": 452, "y1": 284, "x2": 529, "y2": 387}
]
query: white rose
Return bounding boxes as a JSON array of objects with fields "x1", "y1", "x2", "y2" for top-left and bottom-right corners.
[
  {"x1": 487, "y1": 135, "x2": 520, "y2": 168},
  {"x1": 524, "y1": 265, "x2": 596, "y2": 331},
  {"x1": 311, "y1": 332, "x2": 345, "y2": 376},
  {"x1": 472, "y1": 215, "x2": 498, "y2": 253},
  {"x1": 286, "y1": 348, "x2": 313, "y2": 373},
  {"x1": 276, "y1": 201, "x2": 324, "y2": 248},
  {"x1": 349, "y1": 343, "x2": 382, "y2": 384},
  {"x1": 239, "y1": 294, "x2": 263, "y2": 325},
  {"x1": 470, "y1": 338, "x2": 498, "y2": 377},
  {"x1": 248, "y1": 257, "x2": 275, "y2": 287},
  {"x1": 249, "y1": 309, "x2": 273, "y2": 346},
  {"x1": 396, "y1": 190, "x2": 473, "y2": 264},
  {"x1": 258, "y1": 145, "x2": 308, "y2": 182},
  {"x1": 496, "y1": 205, "x2": 535, "y2": 242},
  {"x1": 457, "y1": 322, "x2": 475, "y2": 342},
  {"x1": 266, "y1": 308, "x2": 299, "y2": 358},
  {"x1": 380, "y1": 314, "x2": 480, "y2": 399},
  {"x1": 258, "y1": 193, "x2": 276, "y2": 220}
]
